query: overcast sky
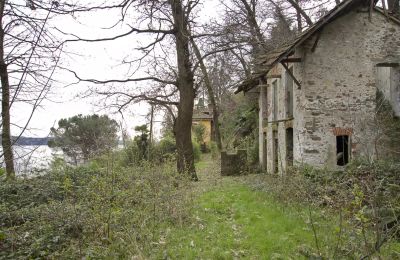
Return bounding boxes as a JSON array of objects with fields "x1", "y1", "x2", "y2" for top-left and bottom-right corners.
[{"x1": 12, "y1": 1, "x2": 219, "y2": 139}]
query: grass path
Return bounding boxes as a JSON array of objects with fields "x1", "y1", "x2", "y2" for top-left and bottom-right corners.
[{"x1": 153, "y1": 158, "x2": 319, "y2": 259}]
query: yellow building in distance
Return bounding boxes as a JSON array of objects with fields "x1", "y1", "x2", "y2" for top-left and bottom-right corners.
[{"x1": 192, "y1": 103, "x2": 214, "y2": 146}]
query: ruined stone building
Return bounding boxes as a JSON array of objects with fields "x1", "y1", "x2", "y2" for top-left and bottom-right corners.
[{"x1": 236, "y1": 0, "x2": 400, "y2": 174}]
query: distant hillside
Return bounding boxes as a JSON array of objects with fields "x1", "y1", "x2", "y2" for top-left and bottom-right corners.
[
  {"x1": 0, "y1": 136, "x2": 124, "y2": 146},
  {"x1": 7, "y1": 136, "x2": 53, "y2": 146}
]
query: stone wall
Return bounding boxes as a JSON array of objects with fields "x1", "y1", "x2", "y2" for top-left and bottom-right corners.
[
  {"x1": 221, "y1": 150, "x2": 247, "y2": 176},
  {"x1": 259, "y1": 9, "x2": 400, "y2": 174}
]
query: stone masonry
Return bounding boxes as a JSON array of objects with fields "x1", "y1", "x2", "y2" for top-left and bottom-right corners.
[{"x1": 257, "y1": 9, "x2": 400, "y2": 174}]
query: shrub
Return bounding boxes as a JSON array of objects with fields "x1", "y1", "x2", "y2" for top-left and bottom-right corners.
[
  {"x1": 156, "y1": 135, "x2": 177, "y2": 158},
  {"x1": 192, "y1": 139, "x2": 201, "y2": 162},
  {"x1": 192, "y1": 124, "x2": 206, "y2": 144},
  {"x1": 248, "y1": 159, "x2": 400, "y2": 259},
  {"x1": 0, "y1": 158, "x2": 192, "y2": 259},
  {"x1": 209, "y1": 141, "x2": 219, "y2": 159}
]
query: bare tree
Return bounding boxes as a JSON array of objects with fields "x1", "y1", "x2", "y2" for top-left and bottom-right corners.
[
  {"x1": 64, "y1": 0, "x2": 208, "y2": 180},
  {"x1": 0, "y1": 0, "x2": 63, "y2": 179},
  {"x1": 190, "y1": 38, "x2": 223, "y2": 150}
]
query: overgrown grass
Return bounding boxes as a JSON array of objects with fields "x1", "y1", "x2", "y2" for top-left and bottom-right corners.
[
  {"x1": 245, "y1": 160, "x2": 400, "y2": 259},
  {"x1": 155, "y1": 184, "x2": 323, "y2": 259},
  {"x1": 2, "y1": 155, "x2": 399, "y2": 259}
]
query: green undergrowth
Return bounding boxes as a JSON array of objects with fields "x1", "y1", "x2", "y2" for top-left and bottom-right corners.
[
  {"x1": 2, "y1": 156, "x2": 399, "y2": 259},
  {"x1": 0, "y1": 158, "x2": 193, "y2": 259},
  {"x1": 155, "y1": 184, "x2": 326, "y2": 259}
]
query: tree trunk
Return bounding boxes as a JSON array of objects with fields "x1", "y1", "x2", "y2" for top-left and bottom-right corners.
[
  {"x1": 170, "y1": 0, "x2": 197, "y2": 180},
  {"x1": 190, "y1": 38, "x2": 222, "y2": 150},
  {"x1": 296, "y1": 0, "x2": 302, "y2": 32},
  {"x1": 0, "y1": 0, "x2": 15, "y2": 179},
  {"x1": 286, "y1": 0, "x2": 313, "y2": 26},
  {"x1": 239, "y1": 0, "x2": 266, "y2": 53}
]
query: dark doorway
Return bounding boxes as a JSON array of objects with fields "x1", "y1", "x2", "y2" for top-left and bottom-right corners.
[
  {"x1": 273, "y1": 130, "x2": 278, "y2": 173},
  {"x1": 336, "y1": 135, "x2": 349, "y2": 166},
  {"x1": 286, "y1": 128, "x2": 294, "y2": 168},
  {"x1": 263, "y1": 132, "x2": 267, "y2": 171}
]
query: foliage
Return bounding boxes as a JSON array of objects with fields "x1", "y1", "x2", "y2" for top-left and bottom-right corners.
[
  {"x1": 0, "y1": 157, "x2": 192, "y2": 259},
  {"x1": 152, "y1": 135, "x2": 177, "y2": 162},
  {"x1": 209, "y1": 141, "x2": 219, "y2": 159},
  {"x1": 134, "y1": 124, "x2": 150, "y2": 161},
  {"x1": 248, "y1": 160, "x2": 400, "y2": 259},
  {"x1": 192, "y1": 124, "x2": 206, "y2": 144},
  {"x1": 219, "y1": 94, "x2": 259, "y2": 167},
  {"x1": 155, "y1": 184, "x2": 317, "y2": 259},
  {"x1": 192, "y1": 139, "x2": 201, "y2": 162},
  {"x1": 220, "y1": 94, "x2": 258, "y2": 149},
  {"x1": 49, "y1": 114, "x2": 118, "y2": 164}
]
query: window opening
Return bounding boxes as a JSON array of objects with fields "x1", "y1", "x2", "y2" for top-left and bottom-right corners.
[
  {"x1": 272, "y1": 80, "x2": 278, "y2": 121},
  {"x1": 336, "y1": 135, "x2": 349, "y2": 166},
  {"x1": 286, "y1": 67, "x2": 294, "y2": 118},
  {"x1": 286, "y1": 128, "x2": 294, "y2": 167},
  {"x1": 273, "y1": 130, "x2": 279, "y2": 173}
]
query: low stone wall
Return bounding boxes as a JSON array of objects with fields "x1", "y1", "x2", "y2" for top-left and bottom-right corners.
[{"x1": 221, "y1": 149, "x2": 247, "y2": 176}]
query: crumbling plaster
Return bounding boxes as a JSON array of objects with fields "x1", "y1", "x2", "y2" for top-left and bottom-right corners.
[{"x1": 260, "y1": 10, "x2": 400, "y2": 174}]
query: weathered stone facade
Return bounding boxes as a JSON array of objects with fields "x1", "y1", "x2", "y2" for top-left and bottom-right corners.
[{"x1": 257, "y1": 9, "x2": 400, "y2": 174}]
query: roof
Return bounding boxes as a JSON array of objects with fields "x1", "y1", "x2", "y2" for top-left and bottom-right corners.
[
  {"x1": 192, "y1": 107, "x2": 213, "y2": 120},
  {"x1": 235, "y1": 0, "x2": 400, "y2": 94}
]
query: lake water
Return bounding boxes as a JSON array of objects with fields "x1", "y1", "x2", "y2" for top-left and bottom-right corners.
[
  {"x1": 1, "y1": 144, "x2": 124, "y2": 176},
  {"x1": 1, "y1": 145, "x2": 61, "y2": 176}
]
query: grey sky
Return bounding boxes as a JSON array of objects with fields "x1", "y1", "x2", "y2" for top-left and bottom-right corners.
[{"x1": 12, "y1": 1, "x2": 219, "y2": 138}]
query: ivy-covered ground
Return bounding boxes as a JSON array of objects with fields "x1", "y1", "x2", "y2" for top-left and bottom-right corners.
[{"x1": 1, "y1": 156, "x2": 399, "y2": 259}]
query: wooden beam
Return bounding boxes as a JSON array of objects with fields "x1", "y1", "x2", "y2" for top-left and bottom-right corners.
[
  {"x1": 280, "y1": 57, "x2": 302, "y2": 63},
  {"x1": 311, "y1": 30, "x2": 322, "y2": 53},
  {"x1": 266, "y1": 117, "x2": 294, "y2": 124},
  {"x1": 280, "y1": 61, "x2": 302, "y2": 89},
  {"x1": 376, "y1": 62, "x2": 399, "y2": 67},
  {"x1": 267, "y1": 74, "x2": 281, "y2": 79}
]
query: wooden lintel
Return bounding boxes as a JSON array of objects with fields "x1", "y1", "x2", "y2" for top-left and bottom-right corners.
[
  {"x1": 267, "y1": 74, "x2": 281, "y2": 79},
  {"x1": 280, "y1": 57, "x2": 302, "y2": 63},
  {"x1": 280, "y1": 62, "x2": 301, "y2": 89},
  {"x1": 266, "y1": 117, "x2": 294, "y2": 124},
  {"x1": 376, "y1": 62, "x2": 399, "y2": 67},
  {"x1": 311, "y1": 30, "x2": 322, "y2": 53}
]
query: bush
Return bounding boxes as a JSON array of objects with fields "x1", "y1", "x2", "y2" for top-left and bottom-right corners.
[
  {"x1": 0, "y1": 158, "x2": 192, "y2": 259},
  {"x1": 209, "y1": 141, "x2": 219, "y2": 159},
  {"x1": 120, "y1": 141, "x2": 141, "y2": 166},
  {"x1": 154, "y1": 135, "x2": 177, "y2": 161},
  {"x1": 192, "y1": 124, "x2": 206, "y2": 144},
  {"x1": 192, "y1": 139, "x2": 201, "y2": 162},
  {"x1": 248, "y1": 160, "x2": 400, "y2": 259}
]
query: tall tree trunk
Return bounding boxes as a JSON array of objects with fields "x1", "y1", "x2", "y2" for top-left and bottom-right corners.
[
  {"x1": 190, "y1": 38, "x2": 222, "y2": 150},
  {"x1": 0, "y1": 0, "x2": 15, "y2": 179},
  {"x1": 286, "y1": 0, "x2": 313, "y2": 26},
  {"x1": 295, "y1": 0, "x2": 302, "y2": 32},
  {"x1": 239, "y1": 0, "x2": 266, "y2": 53},
  {"x1": 170, "y1": 0, "x2": 197, "y2": 180}
]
